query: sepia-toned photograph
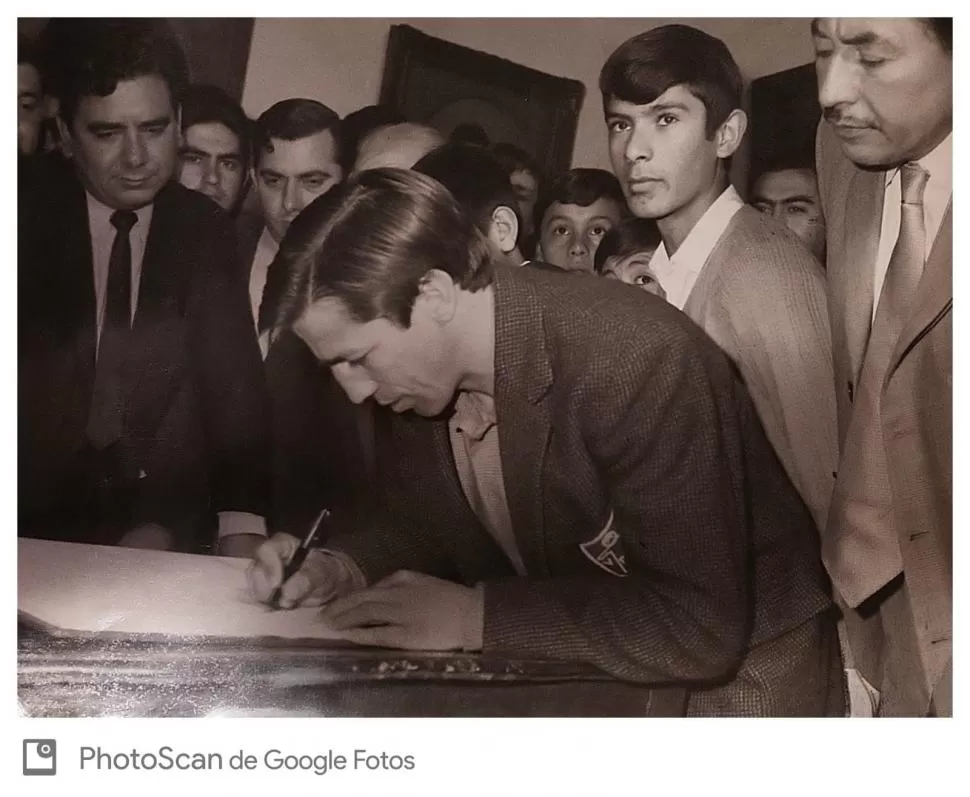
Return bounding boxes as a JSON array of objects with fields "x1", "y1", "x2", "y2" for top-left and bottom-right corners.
[{"x1": 17, "y1": 16, "x2": 951, "y2": 722}]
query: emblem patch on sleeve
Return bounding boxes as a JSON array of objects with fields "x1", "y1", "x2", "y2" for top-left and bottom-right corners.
[{"x1": 579, "y1": 510, "x2": 628, "y2": 577}]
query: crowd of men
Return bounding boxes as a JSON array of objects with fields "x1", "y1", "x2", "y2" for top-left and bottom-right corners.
[{"x1": 18, "y1": 18, "x2": 951, "y2": 718}]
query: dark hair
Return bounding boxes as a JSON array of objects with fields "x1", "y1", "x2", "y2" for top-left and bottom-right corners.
[
  {"x1": 414, "y1": 143, "x2": 521, "y2": 237},
  {"x1": 450, "y1": 123, "x2": 490, "y2": 147},
  {"x1": 749, "y1": 161, "x2": 818, "y2": 199},
  {"x1": 270, "y1": 169, "x2": 494, "y2": 332},
  {"x1": 490, "y1": 142, "x2": 543, "y2": 182},
  {"x1": 593, "y1": 217, "x2": 662, "y2": 273},
  {"x1": 599, "y1": 24, "x2": 743, "y2": 138},
  {"x1": 339, "y1": 103, "x2": 406, "y2": 174},
  {"x1": 180, "y1": 84, "x2": 251, "y2": 170},
  {"x1": 923, "y1": 18, "x2": 952, "y2": 53},
  {"x1": 534, "y1": 168, "x2": 628, "y2": 233},
  {"x1": 41, "y1": 18, "x2": 189, "y2": 127},
  {"x1": 253, "y1": 98, "x2": 341, "y2": 169}
]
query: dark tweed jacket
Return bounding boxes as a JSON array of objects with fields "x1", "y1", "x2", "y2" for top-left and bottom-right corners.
[{"x1": 328, "y1": 265, "x2": 837, "y2": 715}]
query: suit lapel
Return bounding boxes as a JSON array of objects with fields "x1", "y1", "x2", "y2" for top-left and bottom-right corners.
[
  {"x1": 493, "y1": 269, "x2": 554, "y2": 576},
  {"x1": 889, "y1": 203, "x2": 952, "y2": 374},
  {"x1": 840, "y1": 167, "x2": 884, "y2": 384}
]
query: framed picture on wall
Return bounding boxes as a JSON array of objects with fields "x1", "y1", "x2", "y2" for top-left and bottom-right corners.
[{"x1": 379, "y1": 24, "x2": 585, "y2": 177}]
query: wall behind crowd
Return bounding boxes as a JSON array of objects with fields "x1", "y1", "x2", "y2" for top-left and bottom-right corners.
[{"x1": 241, "y1": 18, "x2": 817, "y2": 175}]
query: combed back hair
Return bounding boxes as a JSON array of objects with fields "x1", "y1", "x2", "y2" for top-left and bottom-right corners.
[
  {"x1": 41, "y1": 18, "x2": 188, "y2": 127},
  {"x1": 599, "y1": 24, "x2": 743, "y2": 138},
  {"x1": 414, "y1": 143, "x2": 522, "y2": 236},
  {"x1": 534, "y1": 168, "x2": 628, "y2": 232},
  {"x1": 490, "y1": 142, "x2": 543, "y2": 182},
  {"x1": 253, "y1": 98, "x2": 341, "y2": 168},
  {"x1": 269, "y1": 169, "x2": 495, "y2": 333},
  {"x1": 593, "y1": 217, "x2": 662, "y2": 273},
  {"x1": 923, "y1": 18, "x2": 952, "y2": 53}
]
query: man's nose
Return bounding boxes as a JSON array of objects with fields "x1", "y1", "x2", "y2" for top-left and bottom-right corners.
[
  {"x1": 203, "y1": 159, "x2": 219, "y2": 185},
  {"x1": 122, "y1": 131, "x2": 148, "y2": 169},
  {"x1": 282, "y1": 181, "x2": 303, "y2": 213},
  {"x1": 624, "y1": 124, "x2": 653, "y2": 163},
  {"x1": 332, "y1": 363, "x2": 377, "y2": 404},
  {"x1": 569, "y1": 238, "x2": 589, "y2": 256},
  {"x1": 817, "y1": 53, "x2": 858, "y2": 112}
]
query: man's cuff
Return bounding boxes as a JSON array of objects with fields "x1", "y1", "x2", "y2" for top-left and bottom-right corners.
[
  {"x1": 320, "y1": 549, "x2": 369, "y2": 594},
  {"x1": 216, "y1": 511, "x2": 268, "y2": 540}
]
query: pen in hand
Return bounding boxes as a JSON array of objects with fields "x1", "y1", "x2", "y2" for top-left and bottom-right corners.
[{"x1": 270, "y1": 508, "x2": 331, "y2": 608}]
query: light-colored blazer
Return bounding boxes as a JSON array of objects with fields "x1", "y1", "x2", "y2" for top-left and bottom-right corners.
[
  {"x1": 683, "y1": 205, "x2": 838, "y2": 531},
  {"x1": 816, "y1": 122, "x2": 952, "y2": 716}
]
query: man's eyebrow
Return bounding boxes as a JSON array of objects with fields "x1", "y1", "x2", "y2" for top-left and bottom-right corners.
[
  {"x1": 19, "y1": 89, "x2": 40, "y2": 100},
  {"x1": 781, "y1": 195, "x2": 817, "y2": 204},
  {"x1": 298, "y1": 169, "x2": 337, "y2": 179},
  {"x1": 648, "y1": 101, "x2": 691, "y2": 114}
]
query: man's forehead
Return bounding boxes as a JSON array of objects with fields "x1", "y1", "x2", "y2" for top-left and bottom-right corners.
[
  {"x1": 18, "y1": 63, "x2": 42, "y2": 94},
  {"x1": 606, "y1": 85, "x2": 701, "y2": 115},
  {"x1": 184, "y1": 122, "x2": 242, "y2": 156},
  {"x1": 260, "y1": 130, "x2": 339, "y2": 171},
  {"x1": 753, "y1": 169, "x2": 819, "y2": 200},
  {"x1": 813, "y1": 17, "x2": 922, "y2": 46},
  {"x1": 546, "y1": 198, "x2": 623, "y2": 225},
  {"x1": 76, "y1": 75, "x2": 175, "y2": 121}
]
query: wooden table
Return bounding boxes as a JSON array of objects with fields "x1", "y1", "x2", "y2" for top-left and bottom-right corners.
[{"x1": 18, "y1": 625, "x2": 687, "y2": 717}]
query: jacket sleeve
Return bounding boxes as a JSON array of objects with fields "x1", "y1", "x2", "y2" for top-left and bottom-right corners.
[
  {"x1": 707, "y1": 244, "x2": 838, "y2": 530},
  {"x1": 482, "y1": 332, "x2": 752, "y2": 685},
  {"x1": 190, "y1": 214, "x2": 272, "y2": 519}
]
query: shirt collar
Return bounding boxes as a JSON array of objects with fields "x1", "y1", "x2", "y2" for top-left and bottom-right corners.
[
  {"x1": 666, "y1": 185, "x2": 745, "y2": 272},
  {"x1": 885, "y1": 132, "x2": 952, "y2": 198},
  {"x1": 451, "y1": 391, "x2": 497, "y2": 442},
  {"x1": 86, "y1": 191, "x2": 153, "y2": 234}
]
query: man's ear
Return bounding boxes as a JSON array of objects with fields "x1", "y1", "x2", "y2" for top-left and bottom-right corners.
[
  {"x1": 54, "y1": 113, "x2": 73, "y2": 158},
  {"x1": 488, "y1": 205, "x2": 520, "y2": 254},
  {"x1": 715, "y1": 109, "x2": 747, "y2": 159},
  {"x1": 417, "y1": 268, "x2": 459, "y2": 324}
]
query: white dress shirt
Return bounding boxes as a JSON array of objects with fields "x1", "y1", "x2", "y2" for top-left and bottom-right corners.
[
  {"x1": 648, "y1": 185, "x2": 746, "y2": 310},
  {"x1": 86, "y1": 193, "x2": 152, "y2": 351},
  {"x1": 87, "y1": 192, "x2": 266, "y2": 543},
  {"x1": 249, "y1": 227, "x2": 279, "y2": 331},
  {"x1": 873, "y1": 133, "x2": 952, "y2": 321}
]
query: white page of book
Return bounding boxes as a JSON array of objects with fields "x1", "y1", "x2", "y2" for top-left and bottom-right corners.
[{"x1": 18, "y1": 537, "x2": 345, "y2": 641}]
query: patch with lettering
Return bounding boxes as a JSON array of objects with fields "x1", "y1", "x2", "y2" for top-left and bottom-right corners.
[{"x1": 579, "y1": 510, "x2": 628, "y2": 577}]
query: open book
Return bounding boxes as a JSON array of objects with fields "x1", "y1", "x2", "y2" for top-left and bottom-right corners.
[{"x1": 18, "y1": 537, "x2": 345, "y2": 642}]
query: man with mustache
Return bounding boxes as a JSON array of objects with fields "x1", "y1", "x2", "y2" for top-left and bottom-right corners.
[
  {"x1": 813, "y1": 18, "x2": 952, "y2": 717},
  {"x1": 19, "y1": 19, "x2": 271, "y2": 557},
  {"x1": 599, "y1": 25, "x2": 838, "y2": 535}
]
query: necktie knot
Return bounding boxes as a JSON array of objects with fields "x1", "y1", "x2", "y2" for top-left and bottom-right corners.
[
  {"x1": 110, "y1": 210, "x2": 138, "y2": 234},
  {"x1": 900, "y1": 163, "x2": 929, "y2": 207}
]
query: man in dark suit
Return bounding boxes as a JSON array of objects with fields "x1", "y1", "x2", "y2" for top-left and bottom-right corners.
[
  {"x1": 19, "y1": 19, "x2": 270, "y2": 557},
  {"x1": 813, "y1": 18, "x2": 952, "y2": 716},
  {"x1": 238, "y1": 98, "x2": 342, "y2": 343},
  {"x1": 249, "y1": 169, "x2": 843, "y2": 716}
]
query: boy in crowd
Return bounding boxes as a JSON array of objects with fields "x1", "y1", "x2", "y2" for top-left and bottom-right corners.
[
  {"x1": 750, "y1": 161, "x2": 826, "y2": 262},
  {"x1": 177, "y1": 84, "x2": 252, "y2": 215},
  {"x1": 594, "y1": 217, "x2": 665, "y2": 297},
  {"x1": 533, "y1": 168, "x2": 627, "y2": 274},
  {"x1": 600, "y1": 25, "x2": 837, "y2": 530}
]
